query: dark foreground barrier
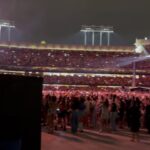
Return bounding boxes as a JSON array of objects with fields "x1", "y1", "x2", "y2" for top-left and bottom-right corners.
[{"x1": 0, "y1": 74, "x2": 43, "y2": 150}]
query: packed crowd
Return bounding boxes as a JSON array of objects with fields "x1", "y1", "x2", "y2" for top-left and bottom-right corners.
[
  {"x1": 44, "y1": 75, "x2": 150, "y2": 87},
  {"x1": 44, "y1": 75, "x2": 132, "y2": 86},
  {"x1": 41, "y1": 90, "x2": 150, "y2": 142}
]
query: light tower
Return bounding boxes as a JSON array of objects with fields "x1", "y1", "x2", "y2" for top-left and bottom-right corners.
[
  {"x1": 80, "y1": 25, "x2": 114, "y2": 46},
  {"x1": 0, "y1": 19, "x2": 15, "y2": 42}
]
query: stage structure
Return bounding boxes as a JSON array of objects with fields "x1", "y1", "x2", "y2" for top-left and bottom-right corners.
[
  {"x1": 0, "y1": 19, "x2": 15, "y2": 42},
  {"x1": 80, "y1": 25, "x2": 114, "y2": 46}
]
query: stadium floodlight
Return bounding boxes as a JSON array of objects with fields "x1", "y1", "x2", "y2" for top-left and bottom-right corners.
[
  {"x1": 81, "y1": 25, "x2": 114, "y2": 33},
  {"x1": 80, "y1": 25, "x2": 114, "y2": 46},
  {"x1": 0, "y1": 19, "x2": 15, "y2": 28},
  {"x1": 0, "y1": 19, "x2": 15, "y2": 41}
]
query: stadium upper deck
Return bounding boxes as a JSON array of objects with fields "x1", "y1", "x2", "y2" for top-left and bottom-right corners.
[
  {"x1": 0, "y1": 44, "x2": 140, "y2": 68},
  {"x1": 0, "y1": 43, "x2": 149, "y2": 73}
]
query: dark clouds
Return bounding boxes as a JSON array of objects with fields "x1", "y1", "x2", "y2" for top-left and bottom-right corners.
[{"x1": 0, "y1": 0, "x2": 150, "y2": 42}]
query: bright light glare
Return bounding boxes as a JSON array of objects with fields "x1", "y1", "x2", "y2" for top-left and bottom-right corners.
[{"x1": 135, "y1": 45, "x2": 145, "y2": 53}]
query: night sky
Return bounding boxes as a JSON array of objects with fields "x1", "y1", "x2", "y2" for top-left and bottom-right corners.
[{"x1": 0, "y1": 0, "x2": 150, "y2": 43}]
